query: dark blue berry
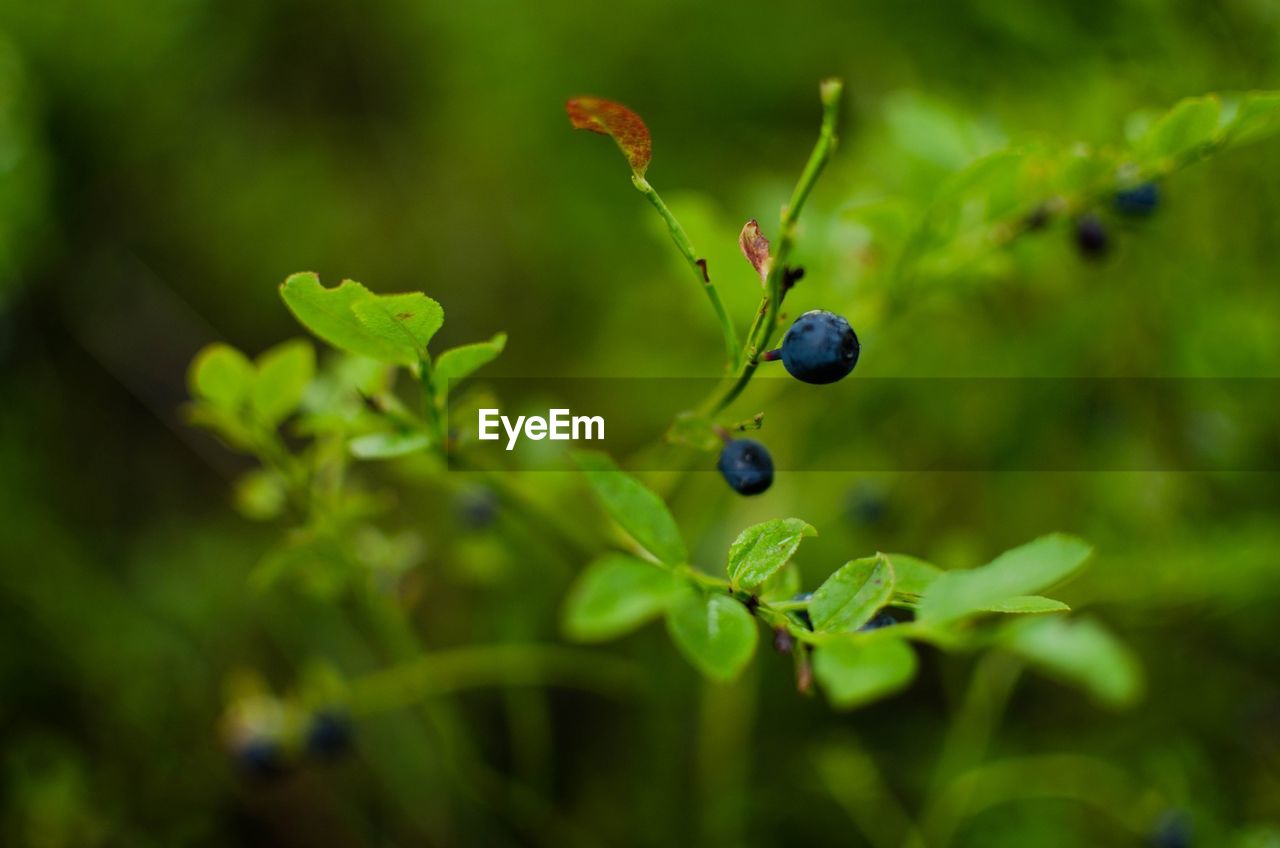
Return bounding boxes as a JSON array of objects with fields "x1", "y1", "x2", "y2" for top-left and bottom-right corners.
[
  {"x1": 236, "y1": 738, "x2": 288, "y2": 779},
  {"x1": 305, "y1": 710, "x2": 353, "y2": 759},
  {"x1": 456, "y1": 487, "x2": 498, "y2": 529},
  {"x1": 1074, "y1": 214, "x2": 1110, "y2": 259},
  {"x1": 780, "y1": 310, "x2": 860, "y2": 385},
  {"x1": 717, "y1": 438, "x2": 773, "y2": 495},
  {"x1": 791, "y1": 592, "x2": 814, "y2": 630},
  {"x1": 859, "y1": 611, "x2": 897, "y2": 632},
  {"x1": 1023, "y1": 203, "x2": 1052, "y2": 231},
  {"x1": 1114, "y1": 182, "x2": 1160, "y2": 217},
  {"x1": 1149, "y1": 810, "x2": 1192, "y2": 848},
  {"x1": 846, "y1": 482, "x2": 887, "y2": 526}
]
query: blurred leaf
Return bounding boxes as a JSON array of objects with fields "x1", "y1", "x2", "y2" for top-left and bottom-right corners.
[
  {"x1": 918, "y1": 534, "x2": 1092, "y2": 625},
  {"x1": 1225, "y1": 90, "x2": 1280, "y2": 147},
  {"x1": 348, "y1": 430, "x2": 431, "y2": 459},
  {"x1": 280, "y1": 273, "x2": 419, "y2": 364},
  {"x1": 998, "y1": 616, "x2": 1142, "y2": 708},
  {"x1": 1139, "y1": 95, "x2": 1221, "y2": 164},
  {"x1": 188, "y1": 343, "x2": 254, "y2": 410},
  {"x1": 184, "y1": 401, "x2": 253, "y2": 450},
  {"x1": 813, "y1": 636, "x2": 917, "y2": 709},
  {"x1": 727, "y1": 518, "x2": 816, "y2": 592},
  {"x1": 232, "y1": 469, "x2": 287, "y2": 521},
  {"x1": 666, "y1": 590, "x2": 757, "y2": 682},
  {"x1": 434, "y1": 332, "x2": 507, "y2": 387},
  {"x1": 885, "y1": 553, "x2": 941, "y2": 599},
  {"x1": 562, "y1": 553, "x2": 681, "y2": 642},
  {"x1": 665, "y1": 412, "x2": 721, "y2": 451},
  {"x1": 883, "y1": 91, "x2": 996, "y2": 170},
  {"x1": 810, "y1": 555, "x2": 895, "y2": 633},
  {"x1": 985, "y1": 595, "x2": 1070, "y2": 614},
  {"x1": 738, "y1": 219, "x2": 772, "y2": 283},
  {"x1": 566, "y1": 96, "x2": 652, "y2": 176},
  {"x1": 351, "y1": 293, "x2": 444, "y2": 364},
  {"x1": 251, "y1": 339, "x2": 314, "y2": 427},
  {"x1": 575, "y1": 452, "x2": 687, "y2": 565}
]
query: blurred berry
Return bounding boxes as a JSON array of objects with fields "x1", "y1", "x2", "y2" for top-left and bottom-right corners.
[
  {"x1": 1114, "y1": 182, "x2": 1160, "y2": 217},
  {"x1": 859, "y1": 611, "x2": 897, "y2": 631},
  {"x1": 1074, "y1": 214, "x2": 1110, "y2": 259},
  {"x1": 305, "y1": 710, "x2": 353, "y2": 759},
  {"x1": 791, "y1": 591, "x2": 814, "y2": 630},
  {"x1": 1149, "y1": 810, "x2": 1192, "y2": 848},
  {"x1": 456, "y1": 486, "x2": 498, "y2": 529},
  {"x1": 846, "y1": 482, "x2": 888, "y2": 526}
]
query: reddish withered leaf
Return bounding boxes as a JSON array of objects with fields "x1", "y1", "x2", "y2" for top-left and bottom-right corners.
[
  {"x1": 566, "y1": 96, "x2": 652, "y2": 176},
  {"x1": 739, "y1": 219, "x2": 772, "y2": 283}
]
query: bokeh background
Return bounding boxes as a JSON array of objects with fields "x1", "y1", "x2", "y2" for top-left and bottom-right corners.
[{"x1": 2, "y1": 0, "x2": 1280, "y2": 845}]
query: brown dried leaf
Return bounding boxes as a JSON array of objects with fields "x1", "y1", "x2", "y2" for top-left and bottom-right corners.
[
  {"x1": 739, "y1": 219, "x2": 772, "y2": 283},
  {"x1": 566, "y1": 96, "x2": 652, "y2": 176}
]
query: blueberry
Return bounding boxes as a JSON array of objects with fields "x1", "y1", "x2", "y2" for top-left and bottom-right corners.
[
  {"x1": 1074, "y1": 214, "x2": 1110, "y2": 259},
  {"x1": 779, "y1": 310, "x2": 860, "y2": 385},
  {"x1": 1114, "y1": 182, "x2": 1159, "y2": 217},
  {"x1": 846, "y1": 482, "x2": 887, "y2": 526},
  {"x1": 456, "y1": 486, "x2": 498, "y2": 529},
  {"x1": 859, "y1": 611, "x2": 897, "y2": 632},
  {"x1": 717, "y1": 438, "x2": 774, "y2": 495},
  {"x1": 1149, "y1": 810, "x2": 1192, "y2": 848},
  {"x1": 305, "y1": 710, "x2": 353, "y2": 759},
  {"x1": 235, "y1": 738, "x2": 289, "y2": 779}
]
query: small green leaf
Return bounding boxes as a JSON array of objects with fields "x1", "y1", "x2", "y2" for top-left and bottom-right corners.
[
  {"x1": 189, "y1": 343, "x2": 254, "y2": 409},
  {"x1": 352, "y1": 292, "x2": 444, "y2": 365},
  {"x1": 727, "y1": 518, "x2": 817, "y2": 592},
  {"x1": 1225, "y1": 90, "x2": 1280, "y2": 147},
  {"x1": 566, "y1": 96, "x2": 652, "y2": 176},
  {"x1": 348, "y1": 430, "x2": 431, "y2": 459},
  {"x1": 760, "y1": 561, "x2": 802, "y2": 603},
  {"x1": 251, "y1": 339, "x2": 314, "y2": 426},
  {"x1": 917, "y1": 534, "x2": 1092, "y2": 625},
  {"x1": 998, "y1": 616, "x2": 1142, "y2": 708},
  {"x1": 280, "y1": 273, "x2": 411, "y2": 364},
  {"x1": 233, "y1": 468, "x2": 287, "y2": 521},
  {"x1": 562, "y1": 554, "x2": 681, "y2": 642},
  {"x1": 809, "y1": 555, "x2": 895, "y2": 633},
  {"x1": 1139, "y1": 95, "x2": 1221, "y2": 163},
  {"x1": 434, "y1": 332, "x2": 507, "y2": 386},
  {"x1": 813, "y1": 637, "x2": 917, "y2": 710},
  {"x1": 575, "y1": 452, "x2": 687, "y2": 565},
  {"x1": 985, "y1": 595, "x2": 1070, "y2": 614},
  {"x1": 665, "y1": 590, "x2": 757, "y2": 682},
  {"x1": 885, "y1": 553, "x2": 941, "y2": 598}
]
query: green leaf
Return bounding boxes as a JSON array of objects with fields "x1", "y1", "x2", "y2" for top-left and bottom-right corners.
[
  {"x1": 813, "y1": 637, "x2": 917, "y2": 710},
  {"x1": 188, "y1": 343, "x2": 254, "y2": 410},
  {"x1": 1139, "y1": 95, "x2": 1221, "y2": 163},
  {"x1": 726, "y1": 518, "x2": 817, "y2": 592},
  {"x1": 233, "y1": 468, "x2": 287, "y2": 521},
  {"x1": 760, "y1": 561, "x2": 802, "y2": 603},
  {"x1": 279, "y1": 272, "x2": 440, "y2": 366},
  {"x1": 348, "y1": 430, "x2": 431, "y2": 459},
  {"x1": 998, "y1": 616, "x2": 1142, "y2": 708},
  {"x1": 575, "y1": 452, "x2": 687, "y2": 565},
  {"x1": 352, "y1": 292, "x2": 444, "y2": 365},
  {"x1": 562, "y1": 554, "x2": 681, "y2": 642},
  {"x1": 251, "y1": 339, "x2": 314, "y2": 426},
  {"x1": 809, "y1": 555, "x2": 895, "y2": 633},
  {"x1": 1225, "y1": 90, "x2": 1280, "y2": 147},
  {"x1": 885, "y1": 553, "x2": 941, "y2": 598},
  {"x1": 984, "y1": 595, "x2": 1070, "y2": 614},
  {"x1": 434, "y1": 332, "x2": 507, "y2": 386},
  {"x1": 917, "y1": 534, "x2": 1092, "y2": 625},
  {"x1": 665, "y1": 590, "x2": 757, "y2": 682}
]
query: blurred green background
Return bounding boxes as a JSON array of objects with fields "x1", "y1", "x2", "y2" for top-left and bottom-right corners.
[{"x1": 2, "y1": 0, "x2": 1280, "y2": 845}]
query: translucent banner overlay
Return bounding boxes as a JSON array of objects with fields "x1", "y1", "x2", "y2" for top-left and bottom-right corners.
[{"x1": 445, "y1": 378, "x2": 1280, "y2": 471}]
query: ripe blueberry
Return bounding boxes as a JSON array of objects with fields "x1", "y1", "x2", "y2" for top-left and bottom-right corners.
[
  {"x1": 778, "y1": 310, "x2": 860, "y2": 384},
  {"x1": 1114, "y1": 182, "x2": 1159, "y2": 217},
  {"x1": 859, "y1": 611, "x2": 897, "y2": 631},
  {"x1": 791, "y1": 591, "x2": 814, "y2": 630},
  {"x1": 1074, "y1": 214, "x2": 1109, "y2": 259},
  {"x1": 717, "y1": 438, "x2": 773, "y2": 495},
  {"x1": 305, "y1": 710, "x2": 353, "y2": 759}
]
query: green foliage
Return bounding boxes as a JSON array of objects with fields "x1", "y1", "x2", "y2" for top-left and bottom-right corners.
[
  {"x1": 434, "y1": 333, "x2": 508, "y2": 387},
  {"x1": 574, "y1": 452, "x2": 688, "y2": 566},
  {"x1": 812, "y1": 636, "x2": 918, "y2": 709},
  {"x1": 351, "y1": 292, "x2": 444, "y2": 364},
  {"x1": 726, "y1": 518, "x2": 816, "y2": 592},
  {"x1": 562, "y1": 554, "x2": 681, "y2": 642},
  {"x1": 251, "y1": 339, "x2": 315, "y2": 427},
  {"x1": 665, "y1": 590, "x2": 757, "y2": 682},
  {"x1": 997, "y1": 616, "x2": 1142, "y2": 708},
  {"x1": 809, "y1": 555, "x2": 895, "y2": 633}
]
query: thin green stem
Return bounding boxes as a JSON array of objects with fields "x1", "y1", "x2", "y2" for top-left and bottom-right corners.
[
  {"x1": 632, "y1": 174, "x2": 741, "y2": 369},
  {"x1": 698, "y1": 78, "x2": 843, "y2": 418},
  {"x1": 416, "y1": 355, "x2": 445, "y2": 447}
]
